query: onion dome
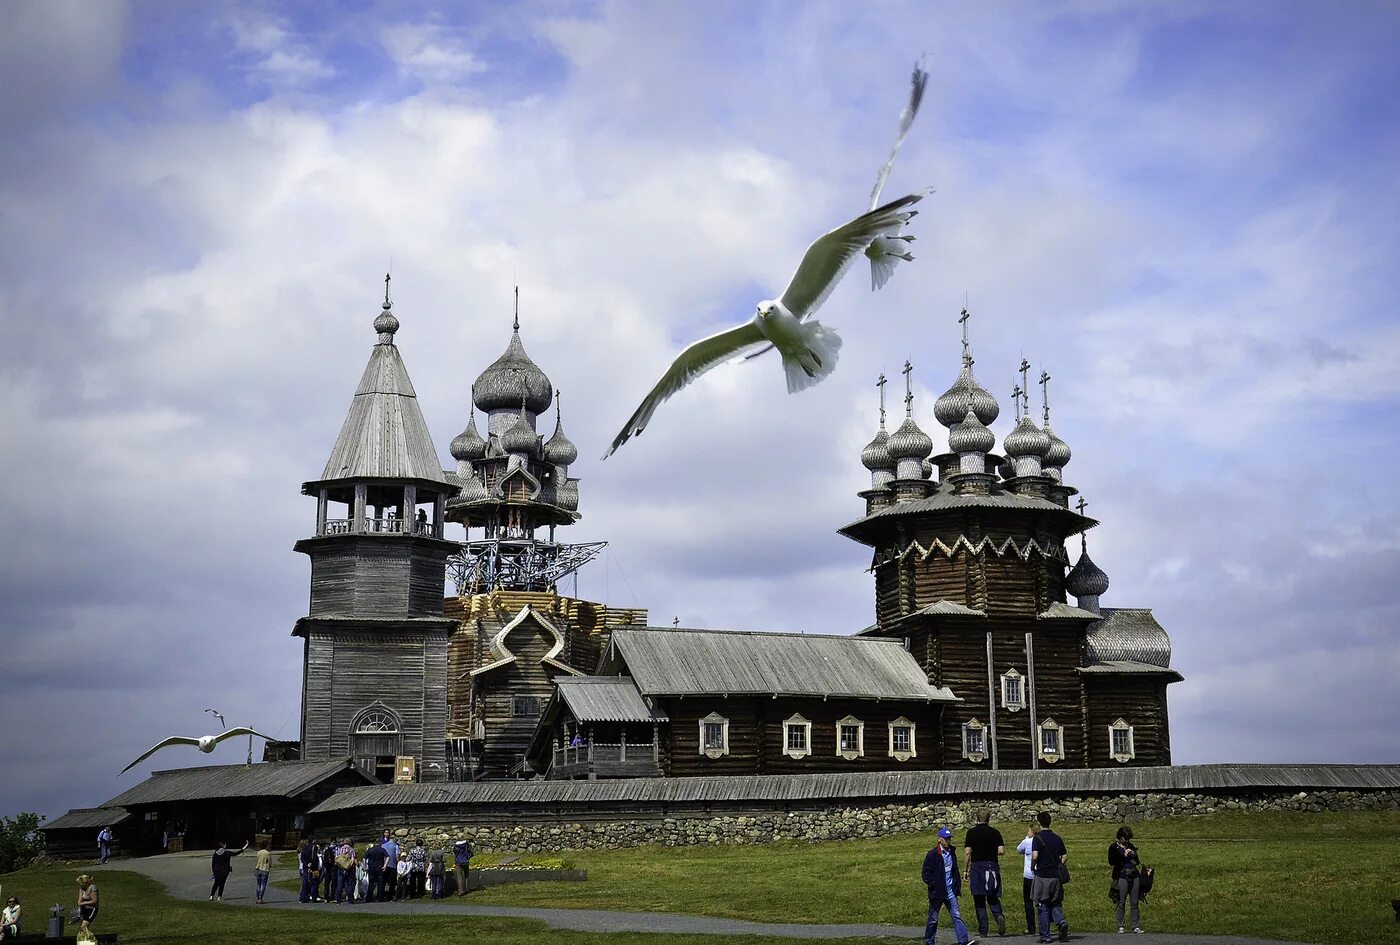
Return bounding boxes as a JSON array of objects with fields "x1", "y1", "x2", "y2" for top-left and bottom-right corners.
[
  {"x1": 373, "y1": 300, "x2": 400, "y2": 338},
  {"x1": 1065, "y1": 546, "x2": 1111, "y2": 598},
  {"x1": 922, "y1": 459, "x2": 934, "y2": 479},
  {"x1": 543, "y1": 416, "x2": 578, "y2": 466},
  {"x1": 948, "y1": 405, "x2": 996, "y2": 454},
  {"x1": 887, "y1": 416, "x2": 933, "y2": 460},
  {"x1": 861, "y1": 428, "x2": 893, "y2": 470},
  {"x1": 449, "y1": 414, "x2": 488, "y2": 462},
  {"x1": 1002, "y1": 414, "x2": 1050, "y2": 458},
  {"x1": 1042, "y1": 421, "x2": 1071, "y2": 470},
  {"x1": 501, "y1": 413, "x2": 540, "y2": 456},
  {"x1": 934, "y1": 366, "x2": 999, "y2": 428},
  {"x1": 473, "y1": 328, "x2": 553, "y2": 413}
]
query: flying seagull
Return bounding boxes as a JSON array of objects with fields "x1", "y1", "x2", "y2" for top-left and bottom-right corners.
[
  {"x1": 120, "y1": 727, "x2": 273, "y2": 775},
  {"x1": 864, "y1": 61, "x2": 929, "y2": 290},
  {"x1": 604, "y1": 190, "x2": 926, "y2": 458}
]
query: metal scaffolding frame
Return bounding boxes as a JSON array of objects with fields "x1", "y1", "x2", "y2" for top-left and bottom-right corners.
[{"x1": 446, "y1": 537, "x2": 607, "y2": 595}]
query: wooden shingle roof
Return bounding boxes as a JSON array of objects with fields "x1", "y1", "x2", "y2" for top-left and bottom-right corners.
[
  {"x1": 604, "y1": 627, "x2": 958, "y2": 702},
  {"x1": 101, "y1": 759, "x2": 373, "y2": 808},
  {"x1": 1085, "y1": 608, "x2": 1172, "y2": 668},
  {"x1": 556, "y1": 676, "x2": 669, "y2": 723},
  {"x1": 42, "y1": 807, "x2": 132, "y2": 831}
]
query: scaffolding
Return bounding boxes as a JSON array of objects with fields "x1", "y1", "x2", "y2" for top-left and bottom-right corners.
[{"x1": 446, "y1": 537, "x2": 607, "y2": 595}]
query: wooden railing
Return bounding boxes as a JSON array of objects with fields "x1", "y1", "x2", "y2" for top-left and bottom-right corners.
[
  {"x1": 320, "y1": 518, "x2": 432, "y2": 536},
  {"x1": 549, "y1": 741, "x2": 660, "y2": 780}
]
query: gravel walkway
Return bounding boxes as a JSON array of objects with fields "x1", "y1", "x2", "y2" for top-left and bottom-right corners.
[{"x1": 92, "y1": 852, "x2": 1309, "y2": 944}]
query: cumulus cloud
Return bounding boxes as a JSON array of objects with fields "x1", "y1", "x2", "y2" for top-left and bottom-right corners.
[{"x1": 2, "y1": 2, "x2": 1398, "y2": 819}]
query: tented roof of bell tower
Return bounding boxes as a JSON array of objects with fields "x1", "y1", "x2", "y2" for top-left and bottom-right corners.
[{"x1": 315, "y1": 301, "x2": 454, "y2": 488}]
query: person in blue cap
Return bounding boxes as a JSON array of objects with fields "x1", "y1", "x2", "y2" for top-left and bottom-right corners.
[{"x1": 923, "y1": 826, "x2": 977, "y2": 945}]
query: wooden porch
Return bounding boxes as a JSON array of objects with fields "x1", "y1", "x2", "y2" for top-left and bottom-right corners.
[{"x1": 547, "y1": 738, "x2": 661, "y2": 780}]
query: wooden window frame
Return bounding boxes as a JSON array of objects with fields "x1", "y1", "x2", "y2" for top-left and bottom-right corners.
[
  {"x1": 699, "y1": 712, "x2": 730, "y2": 759},
  {"x1": 783, "y1": 714, "x2": 811, "y2": 760},
  {"x1": 962, "y1": 718, "x2": 987, "y2": 763},
  {"x1": 887, "y1": 716, "x2": 916, "y2": 762},
  {"x1": 1109, "y1": 718, "x2": 1136, "y2": 763},
  {"x1": 1000, "y1": 668, "x2": 1025, "y2": 712},
  {"x1": 835, "y1": 715, "x2": 865, "y2": 760},
  {"x1": 1038, "y1": 717, "x2": 1063, "y2": 764}
]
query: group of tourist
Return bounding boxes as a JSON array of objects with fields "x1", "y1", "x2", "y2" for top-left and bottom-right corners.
[
  {"x1": 295, "y1": 831, "x2": 474, "y2": 904},
  {"x1": 923, "y1": 809, "x2": 1151, "y2": 945}
]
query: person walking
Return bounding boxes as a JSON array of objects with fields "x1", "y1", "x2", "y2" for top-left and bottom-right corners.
[
  {"x1": 364, "y1": 838, "x2": 388, "y2": 902},
  {"x1": 963, "y1": 808, "x2": 1006, "y2": 938},
  {"x1": 96, "y1": 826, "x2": 113, "y2": 865},
  {"x1": 452, "y1": 837, "x2": 474, "y2": 896},
  {"x1": 253, "y1": 840, "x2": 272, "y2": 904},
  {"x1": 1015, "y1": 822, "x2": 1040, "y2": 935},
  {"x1": 1030, "y1": 812, "x2": 1069, "y2": 944},
  {"x1": 1109, "y1": 826, "x2": 1145, "y2": 934},
  {"x1": 209, "y1": 840, "x2": 248, "y2": 902},
  {"x1": 381, "y1": 831, "x2": 400, "y2": 901},
  {"x1": 298, "y1": 837, "x2": 320, "y2": 902},
  {"x1": 923, "y1": 826, "x2": 977, "y2": 945}
]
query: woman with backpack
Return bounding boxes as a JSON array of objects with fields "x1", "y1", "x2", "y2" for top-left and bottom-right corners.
[{"x1": 1108, "y1": 826, "x2": 1144, "y2": 934}]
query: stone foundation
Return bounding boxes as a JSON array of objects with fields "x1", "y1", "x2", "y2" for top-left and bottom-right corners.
[{"x1": 380, "y1": 788, "x2": 1400, "y2": 853}]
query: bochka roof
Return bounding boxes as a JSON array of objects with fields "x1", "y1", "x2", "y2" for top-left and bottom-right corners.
[
  {"x1": 101, "y1": 759, "x2": 373, "y2": 808},
  {"x1": 605, "y1": 627, "x2": 958, "y2": 702},
  {"x1": 315, "y1": 328, "x2": 453, "y2": 487}
]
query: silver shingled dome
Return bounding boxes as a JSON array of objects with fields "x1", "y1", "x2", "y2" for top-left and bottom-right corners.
[
  {"x1": 1042, "y1": 420, "x2": 1071, "y2": 470},
  {"x1": 501, "y1": 414, "x2": 541, "y2": 456},
  {"x1": 543, "y1": 416, "x2": 579, "y2": 466},
  {"x1": 1002, "y1": 415, "x2": 1051, "y2": 458},
  {"x1": 473, "y1": 329, "x2": 554, "y2": 413},
  {"x1": 449, "y1": 414, "x2": 488, "y2": 462},
  {"x1": 934, "y1": 365, "x2": 1000, "y2": 428},
  {"x1": 948, "y1": 405, "x2": 996, "y2": 454},
  {"x1": 1065, "y1": 548, "x2": 1111, "y2": 598},
  {"x1": 887, "y1": 416, "x2": 933, "y2": 460},
  {"x1": 861, "y1": 428, "x2": 893, "y2": 470}
]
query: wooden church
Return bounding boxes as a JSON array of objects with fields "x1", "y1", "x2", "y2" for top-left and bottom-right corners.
[{"x1": 292, "y1": 286, "x2": 1181, "y2": 783}]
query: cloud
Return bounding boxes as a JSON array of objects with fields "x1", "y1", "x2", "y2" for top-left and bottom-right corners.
[{"x1": 2, "y1": 2, "x2": 1399, "y2": 820}]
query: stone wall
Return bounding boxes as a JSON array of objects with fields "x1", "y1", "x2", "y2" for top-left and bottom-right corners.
[{"x1": 379, "y1": 788, "x2": 1400, "y2": 853}]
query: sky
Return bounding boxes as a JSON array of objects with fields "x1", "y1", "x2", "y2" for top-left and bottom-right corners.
[{"x1": 2, "y1": 0, "x2": 1398, "y2": 821}]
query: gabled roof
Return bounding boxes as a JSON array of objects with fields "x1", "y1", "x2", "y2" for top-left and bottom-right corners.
[
  {"x1": 315, "y1": 322, "x2": 453, "y2": 487},
  {"x1": 556, "y1": 676, "x2": 669, "y2": 724},
  {"x1": 1085, "y1": 608, "x2": 1173, "y2": 668},
  {"x1": 101, "y1": 758, "x2": 374, "y2": 808},
  {"x1": 605, "y1": 627, "x2": 958, "y2": 702},
  {"x1": 43, "y1": 807, "x2": 132, "y2": 831}
]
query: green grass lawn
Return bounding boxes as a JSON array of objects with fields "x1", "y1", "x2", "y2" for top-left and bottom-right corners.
[
  {"x1": 4, "y1": 809, "x2": 1397, "y2": 944},
  {"x1": 463, "y1": 809, "x2": 1400, "y2": 944}
]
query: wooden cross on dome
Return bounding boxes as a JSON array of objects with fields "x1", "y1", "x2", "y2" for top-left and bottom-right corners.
[
  {"x1": 902, "y1": 360, "x2": 914, "y2": 417},
  {"x1": 1075, "y1": 496, "x2": 1089, "y2": 551},
  {"x1": 959, "y1": 307, "x2": 971, "y2": 365},
  {"x1": 876, "y1": 373, "x2": 888, "y2": 428},
  {"x1": 1018, "y1": 358, "x2": 1032, "y2": 415},
  {"x1": 1039, "y1": 369, "x2": 1052, "y2": 425},
  {"x1": 1011, "y1": 383, "x2": 1022, "y2": 422}
]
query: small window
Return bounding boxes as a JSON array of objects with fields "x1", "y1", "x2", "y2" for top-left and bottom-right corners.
[
  {"x1": 783, "y1": 714, "x2": 811, "y2": 760},
  {"x1": 961, "y1": 718, "x2": 987, "y2": 763},
  {"x1": 512, "y1": 696, "x2": 540, "y2": 717},
  {"x1": 1039, "y1": 718, "x2": 1063, "y2": 764},
  {"x1": 698, "y1": 712, "x2": 729, "y2": 759},
  {"x1": 835, "y1": 715, "x2": 865, "y2": 760},
  {"x1": 888, "y1": 716, "x2": 917, "y2": 762},
  {"x1": 1000, "y1": 669, "x2": 1025, "y2": 712},
  {"x1": 1109, "y1": 718, "x2": 1136, "y2": 763}
]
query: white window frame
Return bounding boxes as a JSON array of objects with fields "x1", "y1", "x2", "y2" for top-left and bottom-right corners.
[
  {"x1": 783, "y1": 713, "x2": 812, "y2": 760},
  {"x1": 1000, "y1": 668, "x2": 1025, "y2": 712},
  {"x1": 1038, "y1": 717, "x2": 1063, "y2": 764},
  {"x1": 698, "y1": 712, "x2": 730, "y2": 759},
  {"x1": 961, "y1": 718, "x2": 987, "y2": 763},
  {"x1": 1109, "y1": 718, "x2": 1136, "y2": 764},
  {"x1": 835, "y1": 715, "x2": 865, "y2": 760},
  {"x1": 887, "y1": 716, "x2": 917, "y2": 762}
]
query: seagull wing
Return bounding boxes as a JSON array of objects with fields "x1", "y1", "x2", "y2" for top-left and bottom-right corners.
[
  {"x1": 869, "y1": 61, "x2": 929, "y2": 210},
  {"x1": 778, "y1": 192, "x2": 927, "y2": 321},
  {"x1": 214, "y1": 727, "x2": 275, "y2": 744},
  {"x1": 119, "y1": 735, "x2": 201, "y2": 775},
  {"x1": 604, "y1": 321, "x2": 768, "y2": 458}
]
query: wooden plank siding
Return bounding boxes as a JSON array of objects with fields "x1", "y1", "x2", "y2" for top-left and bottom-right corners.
[
  {"x1": 1082, "y1": 677, "x2": 1172, "y2": 767},
  {"x1": 661, "y1": 697, "x2": 945, "y2": 777},
  {"x1": 303, "y1": 536, "x2": 455, "y2": 619}
]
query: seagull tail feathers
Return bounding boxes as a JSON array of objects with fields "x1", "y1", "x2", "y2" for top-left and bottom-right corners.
[{"x1": 781, "y1": 320, "x2": 843, "y2": 394}]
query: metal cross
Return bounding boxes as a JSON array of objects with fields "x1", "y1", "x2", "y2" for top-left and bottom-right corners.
[
  {"x1": 958, "y1": 307, "x2": 971, "y2": 365},
  {"x1": 513, "y1": 285, "x2": 520, "y2": 331},
  {"x1": 876, "y1": 373, "x2": 888, "y2": 428},
  {"x1": 1040, "y1": 369, "x2": 1052, "y2": 424},
  {"x1": 1019, "y1": 359, "x2": 1032, "y2": 414},
  {"x1": 1011, "y1": 383, "x2": 1022, "y2": 421},
  {"x1": 1075, "y1": 496, "x2": 1087, "y2": 515},
  {"x1": 1075, "y1": 497, "x2": 1089, "y2": 552},
  {"x1": 902, "y1": 360, "x2": 914, "y2": 416},
  {"x1": 383, "y1": 272, "x2": 392, "y2": 307}
]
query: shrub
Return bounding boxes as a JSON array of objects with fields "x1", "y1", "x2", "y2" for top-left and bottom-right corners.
[{"x1": 0, "y1": 812, "x2": 45, "y2": 873}]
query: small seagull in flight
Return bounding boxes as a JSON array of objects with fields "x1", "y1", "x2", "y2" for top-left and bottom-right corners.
[
  {"x1": 864, "y1": 60, "x2": 929, "y2": 290},
  {"x1": 603, "y1": 191, "x2": 925, "y2": 458},
  {"x1": 120, "y1": 727, "x2": 274, "y2": 774}
]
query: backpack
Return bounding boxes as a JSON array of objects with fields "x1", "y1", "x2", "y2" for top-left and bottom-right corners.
[{"x1": 1139, "y1": 866, "x2": 1155, "y2": 898}]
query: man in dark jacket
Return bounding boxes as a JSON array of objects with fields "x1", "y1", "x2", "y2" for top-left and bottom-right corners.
[
  {"x1": 923, "y1": 826, "x2": 977, "y2": 945},
  {"x1": 298, "y1": 837, "x2": 319, "y2": 902},
  {"x1": 364, "y1": 839, "x2": 388, "y2": 902},
  {"x1": 963, "y1": 808, "x2": 1006, "y2": 938},
  {"x1": 453, "y1": 838, "x2": 474, "y2": 896},
  {"x1": 1030, "y1": 812, "x2": 1069, "y2": 943}
]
